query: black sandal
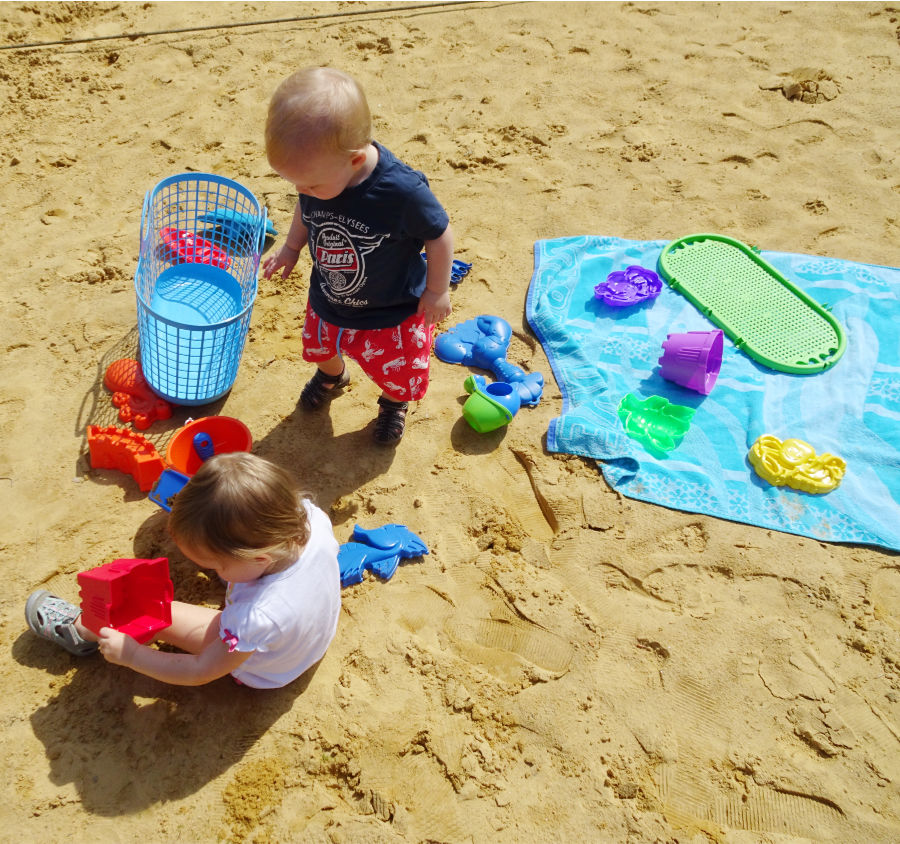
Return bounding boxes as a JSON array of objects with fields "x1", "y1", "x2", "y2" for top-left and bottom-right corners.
[
  {"x1": 300, "y1": 366, "x2": 350, "y2": 410},
  {"x1": 373, "y1": 396, "x2": 409, "y2": 445}
]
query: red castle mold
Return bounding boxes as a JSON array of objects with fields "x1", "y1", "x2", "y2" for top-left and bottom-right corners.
[{"x1": 78, "y1": 557, "x2": 173, "y2": 643}]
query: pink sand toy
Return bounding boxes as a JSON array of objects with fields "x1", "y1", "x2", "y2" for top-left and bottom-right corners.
[
  {"x1": 159, "y1": 227, "x2": 232, "y2": 270},
  {"x1": 658, "y1": 329, "x2": 724, "y2": 395},
  {"x1": 78, "y1": 557, "x2": 173, "y2": 644}
]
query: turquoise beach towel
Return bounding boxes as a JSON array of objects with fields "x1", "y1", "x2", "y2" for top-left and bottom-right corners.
[{"x1": 526, "y1": 235, "x2": 900, "y2": 552}]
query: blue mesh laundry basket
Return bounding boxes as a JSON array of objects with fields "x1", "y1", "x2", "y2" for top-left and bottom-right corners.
[{"x1": 134, "y1": 173, "x2": 266, "y2": 405}]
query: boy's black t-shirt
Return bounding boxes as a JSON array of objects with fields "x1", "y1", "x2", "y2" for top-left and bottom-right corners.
[{"x1": 300, "y1": 142, "x2": 449, "y2": 329}]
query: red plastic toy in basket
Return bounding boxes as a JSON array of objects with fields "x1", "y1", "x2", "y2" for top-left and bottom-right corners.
[
  {"x1": 78, "y1": 557, "x2": 173, "y2": 643},
  {"x1": 160, "y1": 227, "x2": 231, "y2": 270}
]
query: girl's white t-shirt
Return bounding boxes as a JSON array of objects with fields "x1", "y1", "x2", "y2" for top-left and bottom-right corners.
[{"x1": 219, "y1": 501, "x2": 341, "y2": 689}]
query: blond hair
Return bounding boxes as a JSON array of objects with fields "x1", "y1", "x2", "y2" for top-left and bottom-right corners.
[
  {"x1": 168, "y1": 452, "x2": 311, "y2": 572},
  {"x1": 265, "y1": 66, "x2": 372, "y2": 164}
]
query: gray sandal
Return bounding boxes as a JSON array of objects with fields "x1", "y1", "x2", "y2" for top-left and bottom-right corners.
[{"x1": 25, "y1": 590, "x2": 98, "y2": 657}]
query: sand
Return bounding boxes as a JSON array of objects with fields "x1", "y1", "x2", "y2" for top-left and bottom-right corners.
[{"x1": 1, "y1": 2, "x2": 899, "y2": 842}]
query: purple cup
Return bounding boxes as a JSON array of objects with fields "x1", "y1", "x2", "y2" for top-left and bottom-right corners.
[{"x1": 658, "y1": 330, "x2": 724, "y2": 394}]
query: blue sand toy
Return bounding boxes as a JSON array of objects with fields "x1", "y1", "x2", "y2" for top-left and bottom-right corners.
[
  {"x1": 198, "y1": 208, "x2": 277, "y2": 240},
  {"x1": 421, "y1": 253, "x2": 473, "y2": 284},
  {"x1": 338, "y1": 524, "x2": 429, "y2": 587},
  {"x1": 434, "y1": 315, "x2": 544, "y2": 406},
  {"x1": 196, "y1": 209, "x2": 276, "y2": 255},
  {"x1": 462, "y1": 374, "x2": 521, "y2": 433},
  {"x1": 148, "y1": 468, "x2": 191, "y2": 512},
  {"x1": 192, "y1": 431, "x2": 215, "y2": 461},
  {"x1": 450, "y1": 260, "x2": 473, "y2": 284}
]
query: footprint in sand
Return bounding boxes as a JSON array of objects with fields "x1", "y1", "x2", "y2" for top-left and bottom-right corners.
[
  {"x1": 761, "y1": 67, "x2": 841, "y2": 103},
  {"x1": 871, "y1": 566, "x2": 900, "y2": 632}
]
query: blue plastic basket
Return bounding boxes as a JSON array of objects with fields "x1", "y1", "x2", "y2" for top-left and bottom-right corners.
[{"x1": 134, "y1": 173, "x2": 266, "y2": 405}]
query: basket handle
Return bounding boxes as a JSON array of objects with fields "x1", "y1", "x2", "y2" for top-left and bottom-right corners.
[
  {"x1": 139, "y1": 189, "x2": 151, "y2": 253},
  {"x1": 256, "y1": 207, "x2": 268, "y2": 254}
]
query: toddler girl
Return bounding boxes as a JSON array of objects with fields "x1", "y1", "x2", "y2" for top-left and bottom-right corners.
[{"x1": 25, "y1": 452, "x2": 341, "y2": 689}]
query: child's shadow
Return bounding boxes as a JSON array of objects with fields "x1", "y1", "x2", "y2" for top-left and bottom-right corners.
[
  {"x1": 252, "y1": 398, "x2": 396, "y2": 529},
  {"x1": 15, "y1": 634, "x2": 313, "y2": 815},
  {"x1": 13, "y1": 509, "x2": 318, "y2": 814}
]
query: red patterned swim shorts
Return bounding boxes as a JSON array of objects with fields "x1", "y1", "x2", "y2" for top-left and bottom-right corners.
[{"x1": 301, "y1": 303, "x2": 434, "y2": 401}]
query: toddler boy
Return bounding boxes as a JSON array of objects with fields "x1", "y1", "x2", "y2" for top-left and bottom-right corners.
[{"x1": 263, "y1": 67, "x2": 453, "y2": 445}]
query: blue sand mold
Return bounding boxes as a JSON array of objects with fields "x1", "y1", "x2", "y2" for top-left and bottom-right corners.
[{"x1": 338, "y1": 524, "x2": 429, "y2": 587}]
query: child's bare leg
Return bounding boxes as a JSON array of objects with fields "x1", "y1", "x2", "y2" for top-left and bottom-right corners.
[
  {"x1": 74, "y1": 619, "x2": 100, "y2": 642},
  {"x1": 154, "y1": 601, "x2": 222, "y2": 654},
  {"x1": 70, "y1": 600, "x2": 219, "y2": 660},
  {"x1": 76, "y1": 600, "x2": 219, "y2": 653},
  {"x1": 317, "y1": 355, "x2": 345, "y2": 379}
]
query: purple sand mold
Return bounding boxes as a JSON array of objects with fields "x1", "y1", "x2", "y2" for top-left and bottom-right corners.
[
  {"x1": 594, "y1": 265, "x2": 663, "y2": 307},
  {"x1": 658, "y1": 330, "x2": 724, "y2": 395}
]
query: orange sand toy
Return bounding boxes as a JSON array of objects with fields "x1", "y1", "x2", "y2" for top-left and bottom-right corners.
[
  {"x1": 104, "y1": 358, "x2": 173, "y2": 430},
  {"x1": 165, "y1": 415, "x2": 253, "y2": 476},
  {"x1": 87, "y1": 425, "x2": 166, "y2": 491}
]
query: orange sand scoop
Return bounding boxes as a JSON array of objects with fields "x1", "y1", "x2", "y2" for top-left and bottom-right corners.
[{"x1": 104, "y1": 358, "x2": 172, "y2": 430}]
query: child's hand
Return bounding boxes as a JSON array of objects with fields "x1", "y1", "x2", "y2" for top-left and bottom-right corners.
[
  {"x1": 97, "y1": 627, "x2": 139, "y2": 667},
  {"x1": 263, "y1": 245, "x2": 301, "y2": 281},
  {"x1": 417, "y1": 288, "x2": 452, "y2": 326}
]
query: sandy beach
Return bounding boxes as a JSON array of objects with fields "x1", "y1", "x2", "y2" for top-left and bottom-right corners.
[{"x1": 1, "y1": 2, "x2": 899, "y2": 841}]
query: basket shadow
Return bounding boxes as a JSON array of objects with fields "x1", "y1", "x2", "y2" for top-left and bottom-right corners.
[
  {"x1": 78, "y1": 331, "x2": 397, "y2": 525},
  {"x1": 76, "y1": 326, "x2": 231, "y2": 490}
]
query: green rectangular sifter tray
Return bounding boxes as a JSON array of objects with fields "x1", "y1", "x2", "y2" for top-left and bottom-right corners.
[{"x1": 657, "y1": 234, "x2": 845, "y2": 374}]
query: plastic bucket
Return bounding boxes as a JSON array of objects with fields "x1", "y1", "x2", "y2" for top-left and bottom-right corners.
[
  {"x1": 658, "y1": 329, "x2": 724, "y2": 394},
  {"x1": 462, "y1": 375, "x2": 520, "y2": 433},
  {"x1": 165, "y1": 416, "x2": 253, "y2": 476}
]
